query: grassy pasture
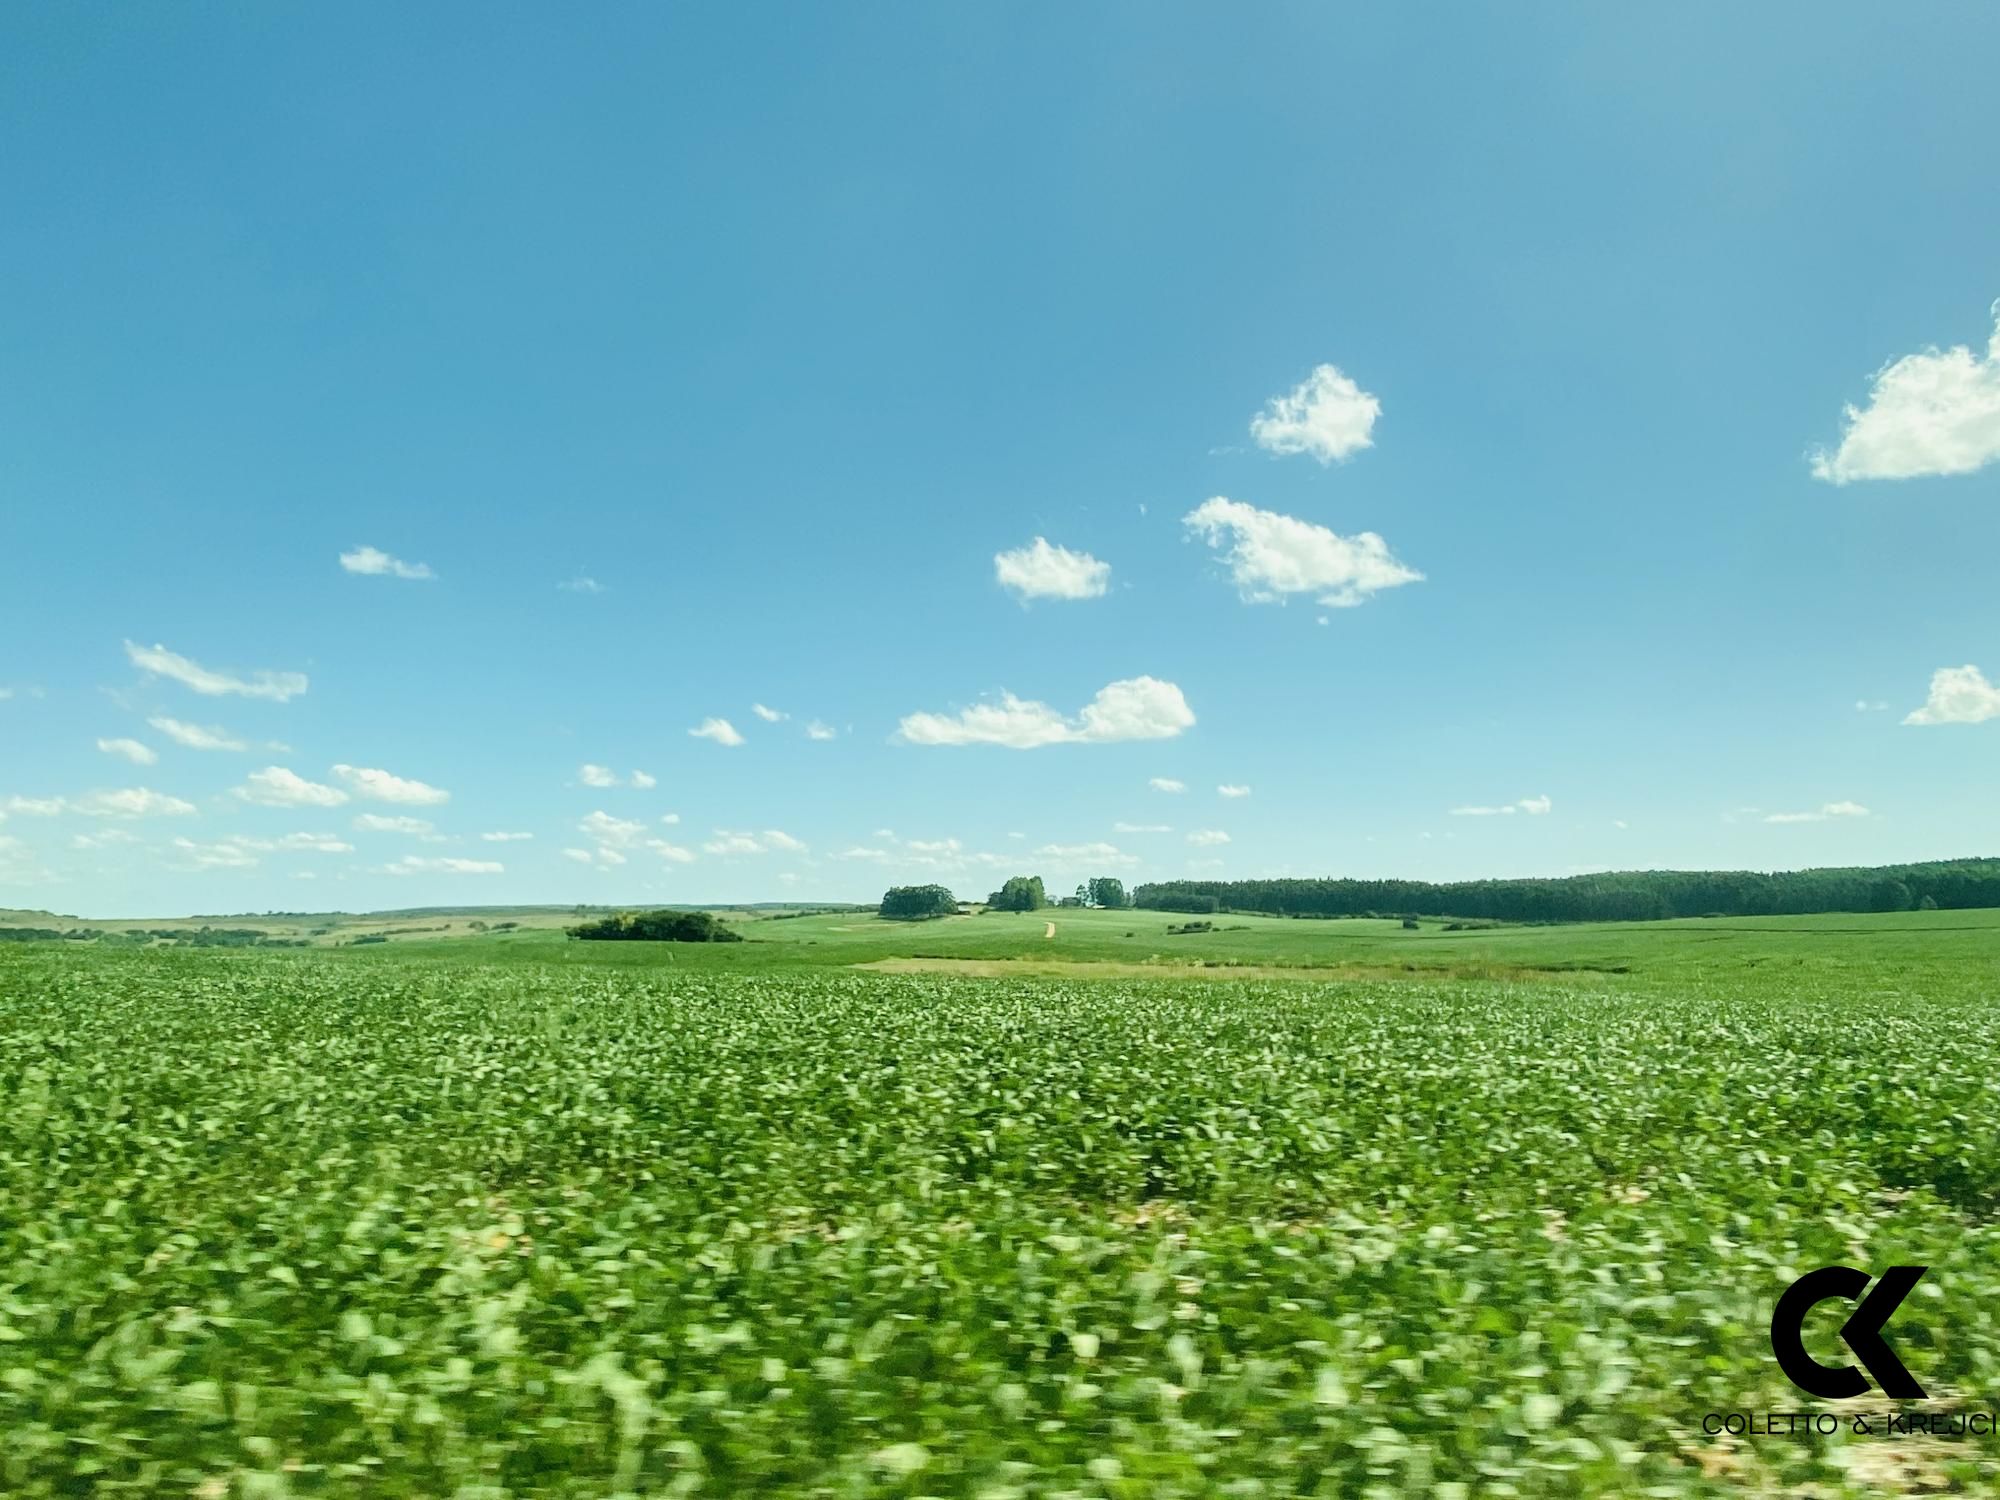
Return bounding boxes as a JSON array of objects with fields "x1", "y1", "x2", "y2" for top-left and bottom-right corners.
[{"x1": 1, "y1": 911, "x2": 1997, "y2": 1495}]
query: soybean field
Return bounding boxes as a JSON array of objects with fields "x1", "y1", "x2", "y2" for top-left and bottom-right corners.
[{"x1": 3, "y1": 927, "x2": 1999, "y2": 1496}]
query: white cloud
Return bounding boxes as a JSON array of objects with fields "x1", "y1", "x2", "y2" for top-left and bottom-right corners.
[
  {"x1": 71, "y1": 828, "x2": 138, "y2": 850},
  {"x1": 752, "y1": 703, "x2": 787, "y2": 722},
  {"x1": 1810, "y1": 304, "x2": 2000, "y2": 483},
  {"x1": 333, "y1": 764, "x2": 449, "y2": 805},
  {"x1": 1033, "y1": 841, "x2": 1137, "y2": 866},
  {"x1": 1217, "y1": 783, "x2": 1250, "y2": 799},
  {"x1": 695, "y1": 829, "x2": 805, "y2": 857},
  {"x1": 898, "y1": 676, "x2": 1194, "y2": 749},
  {"x1": 227, "y1": 832, "x2": 353, "y2": 855},
  {"x1": 148, "y1": 716, "x2": 248, "y2": 751},
  {"x1": 1187, "y1": 829, "x2": 1231, "y2": 847},
  {"x1": 1904, "y1": 664, "x2": 2000, "y2": 726},
  {"x1": 3, "y1": 796, "x2": 66, "y2": 817},
  {"x1": 98, "y1": 737, "x2": 157, "y2": 766},
  {"x1": 1250, "y1": 363, "x2": 1381, "y2": 464},
  {"x1": 339, "y1": 545, "x2": 435, "y2": 580},
  {"x1": 690, "y1": 717, "x2": 745, "y2": 747},
  {"x1": 558, "y1": 575, "x2": 605, "y2": 594},
  {"x1": 236, "y1": 766, "x2": 348, "y2": 808},
  {"x1": 482, "y1": 831, "x2": 533, "y2": 842},
  {"x1": 562, "y1": 847, "x2": 596, "y2": 865},
  {"x1": 1764, "y1": 801, "x2": 1872, "y2": 824},
  {"x1": 579, "y1": 764, "x2": 657, "y2": 791},
  {"x1": 649, "y1": 840, "x2": 697, "y2": 864},
  {"x1": 1149, "y1": 777, "x2": 1186, "y2": 794},
  {"x1": 994, "y1": 538, "x2": 1112, "y2": 601},
  {"x1": 381, "y1": 855, "x2": 503, "y2": 875},
  {"x1": 125, "y1": 641, "x2": 307, "y2": 701},
  {"x1": 1184, "y1": 498, "x2": 1420, "y2": 610},
  {"x1": 1113, "y1": 822, "x2": 1173, "y2": 834},
  {"x1": 579, "y1": 810, "x2": 646, "y2": 847},
  {"x1": 1856, "y1": 699, "x2": 1889, "y2": 712},
  {"x1": 172, "y1": 836, "x2": 260, "y2": 870},
  {"x1": 659, "y1": 813, "x2": 681, "y2": 825},
  {"x1": 806, "y1": 720, "x2": 837, "y2": 741},
  {"x1": 353, "y1": 813, "x2": 434, "y2": 835},
  {"x1": 905, "y1": 837, "x2": 960, "y2": 855},
  {"x1": 1451, "y1": 795, "x2": 1553, "y2": 818},
  {"x1": 834, "y1": 846, "x2": 891, "y2": 861},
  {"x1": 72, "y1": 787, "x2": 197, "y2": 818}
]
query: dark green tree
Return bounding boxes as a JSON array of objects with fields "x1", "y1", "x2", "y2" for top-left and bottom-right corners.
[
  {"x1": 1087, "y1": 877, "x2": 1127, "y2": 910},
  {"x1": 986, "y1": 875, "x2": 1047, "y2": 911},
  {"x1": 880, "y1": 884, "x2": 959, "y2": 920}
]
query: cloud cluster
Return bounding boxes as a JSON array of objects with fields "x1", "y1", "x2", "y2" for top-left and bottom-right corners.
[
  {"x1": 7, "y1": 788, "x2": 197, "y2": 819},
  {"x1": 898, "y1": 676, "x2": 1194, "y2": 749},
  {"x1": 1811, "y1": 304, "x2": 2000, "y2": 483},
  {"x1": 149, "y1": 716, "x2": 249, "y2": 751},
  {"x1": 579, "y1": 764, "x2": 655, "y2": 789},
  {"x1": 994, "y1": 538, "x2": 1112, "y2": 601},
  {"x1": 702, "y1": 829, "x2": 806, "y2": 856},
  {"x1": 1184, "y1": 498, "x2": 1420, "y2": 609},
  {"x1": 1250, "y1": 364, "x2": 1381, "y2": 464},
  {"x1": 98, "y1": 737, "x2": 157, "y2": 766}
]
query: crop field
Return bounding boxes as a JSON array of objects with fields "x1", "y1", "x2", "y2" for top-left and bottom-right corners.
[{"x1": 3, "y1": 916, "x2": 1999, "y2": 1496}]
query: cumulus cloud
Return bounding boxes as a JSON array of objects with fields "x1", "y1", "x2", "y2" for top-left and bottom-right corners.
[
  {"x1": 339, "y1": 545, "x2": 435, "y2": 580},
  {"x1": 98, "y1": 737, "x2": 157, "y2": 766},
  {"x1": 227, "y1": 832, "x2": 353, "y2": 855},
  {"x1": 482, "y1": 831, "x2": 533, "y2": 842},
  {"x1": 332, "y1": 765, "x2": 449, "y2": 805},
  {"x1": 1249, "y1": 363, "x2": 1381, "y2": 464},
  {"x1": 898, "y1": 676, "x2": 1194, "y2": 749},
  {"x1": 72, "y1": 787, "x2": 197, "y2": 818},
  {"x1": 579, "y1": 810, "x2": 646, "y2": 847},
  {"x1": 558, "y1": 575, "x2": 605, "y2": 594},
  {"x1": 752, "y1": 703, "x2": 787, "y2": 722},
  {"x1": 579, "y1": 764, "x2": 655, "y2": 789},
  {"x1": 148, "y1": 716, "x2": 248, "y2": 751},
  {"x1": 381, "y1": 855, "x2": 503, "y2": 875},
  {"x1": 1810, "y1": 304, "x2": 2000, "y2": 483},
  {"x1": 236, "y1": 766, "x2": 348, "y2": 808},
  {"x1": 1149, "y1": 777, "x2": 1186, "y2": 793},
  {"x1": 1184, "y1": 498, "x2": 1421, "y2": 610},
  {"x1": 834, "y1": 846, "x2": 891, "y2": 861},
  {"x1": 1904, "y1": 664, "x2": 2000, "y2": 726},
  {"x1": 125, "y1": 641, "x2": 307, "y2": 701},
  {"x1": 353, "y1": 813, "x2": 434, "y2": 835},
  {"x1": 1217, "y1": 783, "x2": 1250, "y2": 799},
  {"x1": 1451, "y1": 795, "x2": 1554, "y2": 818},
  {"x1": 1187, "y1": 829, "x2": 1231, "y2": 847},
  {"x1": 2, "y1": 796, "x2": 65, "y2": 817},
  {"x1": 806, "y1": 720, "x2": 837, "y2": 741},
  {"x1": 690, "y1": 717, "x2": 745, "y2": 747},
  {"x1": 1764, "y1": 801, "x2": 1871, "y2": 824},
  {"x1": 994, "y1": 538, "x2": 1111, "y2": 601},
  {"x1": 1856, "y1": 699, "x2": 1890, "y2": 713},
  {"x1": 1113, "y1": 822, "x2": 1172, "y2": 834}
]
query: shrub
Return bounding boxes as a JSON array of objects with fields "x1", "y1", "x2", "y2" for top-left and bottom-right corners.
[
  {"x1": 880, "y1": 885, "x2": 958, "y2": 921},
  {"x1": 568, "y1": 910, "x2": 744, "y2": 943}
]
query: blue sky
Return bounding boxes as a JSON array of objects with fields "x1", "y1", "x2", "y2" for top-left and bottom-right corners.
[{"x1": 4, "y1": 4, "x2": 1998, "y2": 916}]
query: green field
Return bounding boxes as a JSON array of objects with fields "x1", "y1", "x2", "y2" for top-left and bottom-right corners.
[{"x1": 4, "y1": 911, "x2": 1999, "y2": 1495}]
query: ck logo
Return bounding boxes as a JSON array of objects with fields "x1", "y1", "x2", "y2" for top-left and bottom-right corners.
[{"x1": 1771, "y1": 1265, "x2": 1927, "y2": 1400}]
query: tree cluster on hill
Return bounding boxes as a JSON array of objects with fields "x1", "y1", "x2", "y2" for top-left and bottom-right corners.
[
  {"x1": 986, "y1": 876, "x2": 1046, "y2": 911},
  {"x1": 567, "y1": 910, "x2": 744, "y2": 942},
  {"x1": 1131, "y1": 858, "x2": 2000, "y2": 924},
  {"x1": 879, "y1": 885, "x2": 959, "y2": 920}
]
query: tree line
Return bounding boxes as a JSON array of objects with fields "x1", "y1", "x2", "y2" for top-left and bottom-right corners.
[{"x1": 1131, "y1": 858, "x2": 2000, "y2": 924}]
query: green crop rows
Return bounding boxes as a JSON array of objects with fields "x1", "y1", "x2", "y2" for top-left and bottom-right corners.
[{"x1": 5, "y1": 945, "x2": 2000, "y2": 1496}]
